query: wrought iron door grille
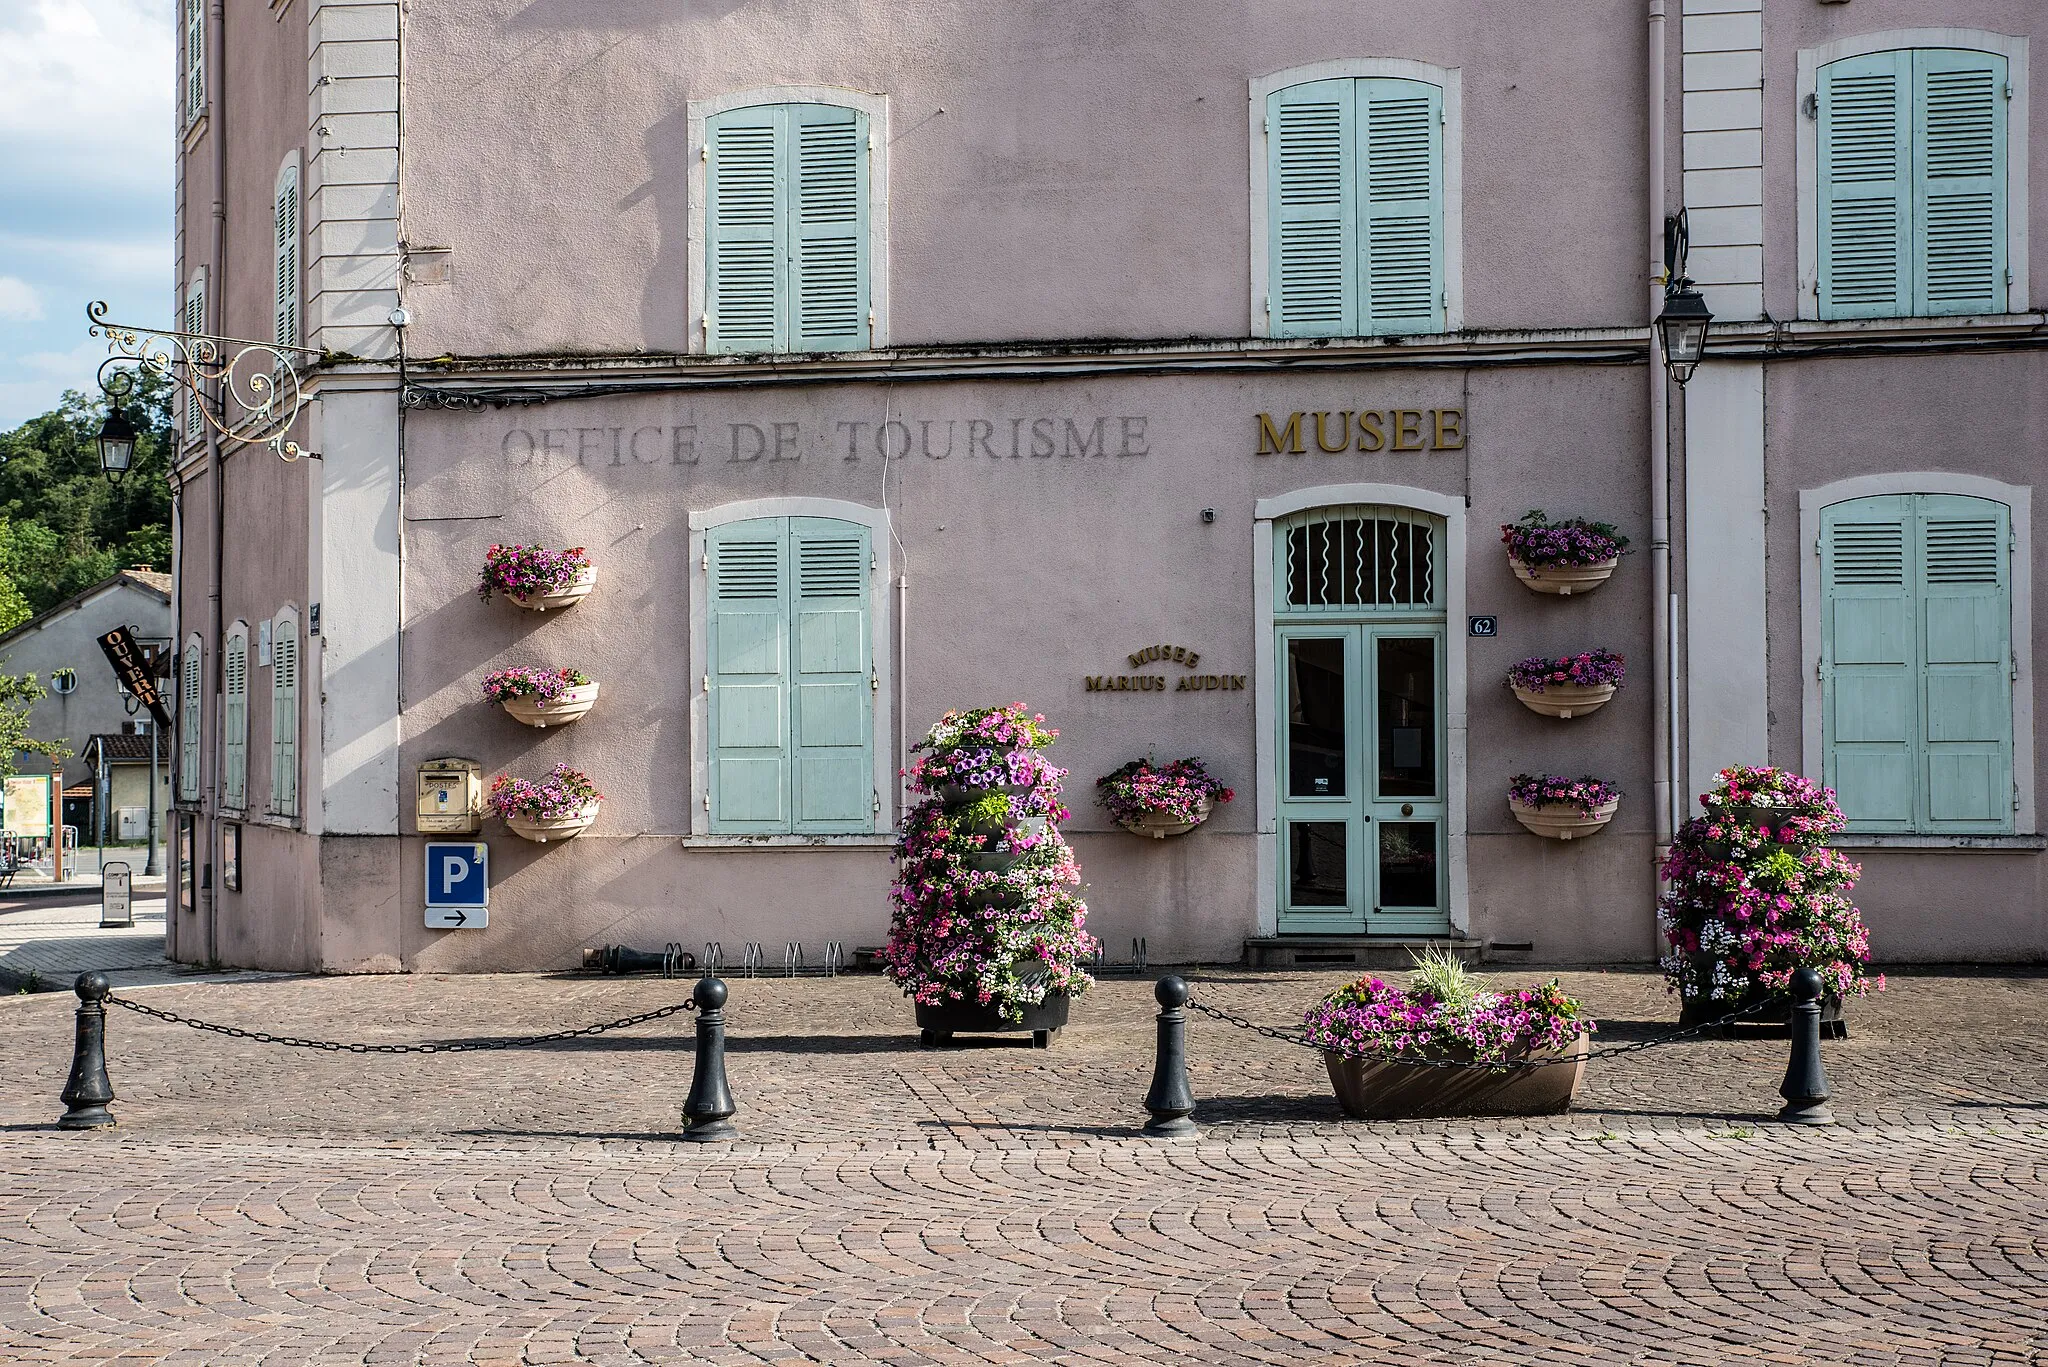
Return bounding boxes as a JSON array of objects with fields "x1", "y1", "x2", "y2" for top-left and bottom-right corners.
[{"x1": 1281, "y1": 506, "x2": 1438, "y2": 610}]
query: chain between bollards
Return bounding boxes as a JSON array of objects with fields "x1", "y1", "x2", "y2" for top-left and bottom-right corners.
[
  {"x1": 1776, "y1": 966, "x2": 1835, "y2": 1125},
  {"x1": 58, "y1": 972, "x2": 116, "y2": 1130},
  {"x1": 1142, "y1": 976, "x2": 1197, "y2": 1140},
  {"x1": 682, "y1": 976, "x2": 739, "y2": 1142}
]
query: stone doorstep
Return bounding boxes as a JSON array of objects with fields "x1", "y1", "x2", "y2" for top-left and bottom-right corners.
[{"x1": 1242, "y1": 936, "x2": 1485, "y2": 971}]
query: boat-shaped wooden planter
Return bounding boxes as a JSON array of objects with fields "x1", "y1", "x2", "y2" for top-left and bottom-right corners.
[
  {"x1": 501, "y1": 681, "x2": 599, "y2": 728},
  {"x1": 1509, "y1": 555, "x2": 1618, "y2": 597},
  {"x1": 1325, "y1": 1034, "x2": 1589, "y2": 1118},
  {"x1": 1510, "y1": 797, "x2": 1619, "y2": 840},
  {"x1": 1510, "y1": 682, "x2": 1616, "y2": 719},
  {"x1": 502, "y1": 803, "x2": 599, "y2": 843},
  {"x1": 508, "y1": 565, "x2": 596, "y2": 612},
  {"x1": 1119, "y1": 798, "x2": 1213, "y2": 840}
]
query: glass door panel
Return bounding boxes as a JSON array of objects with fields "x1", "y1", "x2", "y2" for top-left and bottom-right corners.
[
  {"x1": 1286, "y1": 637, "x2": 1347, "y2": 798},
  {"x1": 1279, "y1": 630, "x2": 1365, "y2": 931},
  {"x1": 1376, "y1": 821, "x2": 1439, "y2": 908},
  {"x1": 1364, "y1": 630, "x2": 1447, "y2": 932},
  {"x1": 1375, "y1": 636, "x2": 1437, "y2": 798},
  {"x1": 1288, "y1": 822, "x2": 1348, "y2": 906}
]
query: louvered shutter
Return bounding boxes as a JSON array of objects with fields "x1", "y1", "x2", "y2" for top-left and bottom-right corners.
[
  {"x1": 790, "y1": 105, "x2": 870, "y2": 352},
  {"x1": 273, "y1": 165, "x2": 300, "y2": 349},
  {"x1": 706, "y1": 107, "x2": 785, "y2": 353},
  {"x1": 1821, "y1": 498, "x2": 1917, "y2": 831},
  {"x1": 178, "y1": 636, "x2": 201, "y2": 801},
  {"x1": 1818, "y1": 51, "x2": 1911, "y2": 319},
  {"x1": 183, "y1": 272, "x2": 206, "y2": 439},
  {"x1": 790, "y1": 518, "x2": 873, "y2": 833},
  {"x1": 184, "y1": 0, "x2": 204, "y2": 125},
  {"x1": 1268, "y1": 80, "x2": 1357, "y2": 337},
  {"x1": 271, "y1": 617, "x2": 298, "y2": 817},
  {"x1": 708, "y1": 520, "x2": 790, "y2": 830},
  {"x1": 223, "y1": 630, "x2": 247, "y2": 809},
  {"x1": 1359, "y1": 78, "x2": 1444, "y2": 334},
  {"x1": 1913, "y1": 50, "x2": 2007, "y2": 316},
  {"x1": 1916, "y1": 495, "x2": 2011, "y2": 831}
]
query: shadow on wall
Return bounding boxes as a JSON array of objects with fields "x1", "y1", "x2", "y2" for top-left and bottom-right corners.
[
  {"x1": 507, "y1": 0, "x2": 754, "y2": 31},
  {"x1": 635, "y1": 106, "x2": 691, "y2": 353}
]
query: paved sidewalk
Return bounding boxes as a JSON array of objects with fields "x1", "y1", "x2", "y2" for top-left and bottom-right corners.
[
  {"x1": 0, "y1": 890, "x2": 224, "y2": 992},
  {"x1": 1, "y1": 968, "x2": 2043, "y2": 1365}
]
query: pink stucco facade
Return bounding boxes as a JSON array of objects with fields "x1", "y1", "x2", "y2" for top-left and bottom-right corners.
[{"x1": 168, "y1": 0, "x2": 2048, "y2": 976}]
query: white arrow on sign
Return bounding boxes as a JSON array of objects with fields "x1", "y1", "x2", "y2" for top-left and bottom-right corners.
[{"x1": 425, "y1": 905, "x2": 488, "y2": 930}]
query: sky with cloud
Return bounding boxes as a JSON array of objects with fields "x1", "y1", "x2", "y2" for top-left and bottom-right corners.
[{"x1": 0, "y1": 0, "x2": 173, "y2": 429}]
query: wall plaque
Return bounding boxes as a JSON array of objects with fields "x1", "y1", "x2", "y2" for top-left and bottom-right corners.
[{"x1": 1084, "y1": 644, "x2": 1245, "y2": 694}]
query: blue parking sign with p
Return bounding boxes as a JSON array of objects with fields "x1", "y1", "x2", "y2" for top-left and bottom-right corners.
[{"x1": 424, "y1": 842, "x2": 488, "y2": 928}]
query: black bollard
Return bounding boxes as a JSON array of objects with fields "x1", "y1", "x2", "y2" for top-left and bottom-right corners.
[
  {"x1": 58, "y1": 972, "x2": 116, "y2": 1131},
  {"x1": 1777, "y1": 967, "x2": 1836, "y2": 1126},
  {"x1": 682, "y1": 975, "x2": 738, "y2": 1142},
  {"x1": 1142, "y1": 975, "x2": 1198, "y2": 1140}
]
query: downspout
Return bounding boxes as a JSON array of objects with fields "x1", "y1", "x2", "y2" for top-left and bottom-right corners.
[
  {"x1": 1648, "y1": 0, "x2": 1675, "y2": 880},
  {"x1": 203, "y1": 0, "x2": 227, "y2": 966}
]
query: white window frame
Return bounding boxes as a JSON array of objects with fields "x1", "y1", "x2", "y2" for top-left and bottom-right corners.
[
  {"x1": 1249, "y1": 58, "x2": 1465, "y2": 339},
  {"x1": 1796, "y1": 29, "x2": 2030, "y2": 321},
  {"x1": 270, "y1": 606, "x2": 301, "y2": 820},
  {"x1": 1252, "y1": 483, "x2": 1469, "y2": 934},
  {"x1": 1799, "y1": 472, "x2": 2034, "y2": 836},
  {"x1": 685, "y1": 86, "x2": 891, "y2": 355},
  {"x1": 686, "y1": 497, "x2": 895, "y2": 842}
]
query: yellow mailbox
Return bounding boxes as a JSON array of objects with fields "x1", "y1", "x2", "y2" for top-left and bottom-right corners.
[{"x1": 417, "y1": 758, "x2": 482, "y2": 834}]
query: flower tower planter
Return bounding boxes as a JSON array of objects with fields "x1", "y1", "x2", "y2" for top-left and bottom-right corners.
[
  {"x1": 1659, "y1": 765, "x2": 1881, "y2": 1036},
  {"x1": 1095, "y1": 757, "x2": 1234, "y2": 839},
  {"x1": 476, "y1": 545, "x2": 595, "y2": 612},
  {"x1": 884, "y1": 704, "x2": 1099, "y2": 1048},
  {"x1": 1507, "y1": 774, "x2": 1621, "y2": 840},
  {"x1": 1500, "y1": 511, "x2": 1628, "y2": 597},
  {"x1": 1507, "y1": 650, "x2": 1625, "y2": 719}
]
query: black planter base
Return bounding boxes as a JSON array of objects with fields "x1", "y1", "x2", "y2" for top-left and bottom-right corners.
[
  {"x1": 1680, "y1": 992, "x2": 1847, "y2": 1039},
  {"x1": 915, "y1": 992, "x2": 1069, "y2": 1049}
]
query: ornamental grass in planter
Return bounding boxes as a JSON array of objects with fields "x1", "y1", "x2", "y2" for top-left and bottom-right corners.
[
  {"x1": 1507, "y1": 773, "x2": 1620, "y2": 839},
  {"x1": 884, "y1": 704, "x2": 1099, "y2": 1047},
  {"x1": 489, "y1": 763, "x2": 602, "y2": 842},
  {"x1": 1096, "y1": 756, "x2": 1234, "y2": 838},
  {"x1": 1507, "y1": 650, "x2": 1624, "y2": 719},
  {"x1": 1501, "y1": 510, "x2": 1628, "y2": 596},
  {"x1": 1659, "y1": 765, "x2": 1882, "y2": 1034},
  {"x1": 1302, "y1": 949, "x2": 1595, "y2": 1118},
  {"x1": 476, "y1": 544, "x2": 595, "y2": 611},
  {"x1": 483, "y1": 666, "x2": 599, "y2": 727}
]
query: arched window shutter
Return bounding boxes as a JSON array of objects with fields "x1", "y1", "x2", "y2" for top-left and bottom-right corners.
[
  {"x1": 270, "y1": 615, "x2": 299, "y2": 817},
  {"x1": 178, "y1": 635, "x2": 202, "y2": 801},
  {"x1": 223, "y1": 628, "x2": 248, "y2": 809},
  {"x1": 273, "y1": 163, "x2": 301, "y2": 350}
]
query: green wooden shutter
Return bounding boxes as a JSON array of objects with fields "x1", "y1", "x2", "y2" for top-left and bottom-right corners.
[
  {"x1": 706, "y1": 107, "x2": 785, "y2": 353},
  {"x1": 270, "y1": 617, "x2": 298, "y2": 817},
  {"x1": 1819, "y1": 51, "x2": 1911, "y2": 319},
  {"x1": 1358, "y1": 78, "x2": 1444, "y2": 334},
  {"x1": 790, "y1": 105, "x2": 870, "y2": 352},
  {"x1": 273, "y1": 165, "x2": 300, "y2": 349},
  {"x1": 223, "y1": 630, "x2": 247, "y2": 809},
  {"x1": 178, "y1": 636, "x2": 201, "y2": 801},
  {"x1": 1912, "y1": 50, "x2": 2008, "y2": 316},
  {"x1": 707, "y1": 519, "x2": 790, "y2": 831},
  {"x1": 1821, "y1": 498, "x2": 1917, "y2": 831},
  {"x1": 789, "y1": 518, "x2": 873, "y2": 833},
  {"x1": 1916, "y1": 494, "x2": 2011, "y2": 831},
  {"x1": 184, "y1": 0, "x2": 204, "y2": 125},
  {"x1": 183, "y1": 273, "x2": 206, "y2": 439},
  {"x1": 1268, "y1": 80, "x2": 1356, "y2": 337}
]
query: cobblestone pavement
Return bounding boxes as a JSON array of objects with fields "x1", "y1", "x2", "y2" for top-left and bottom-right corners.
[
  {"x1": 1, "y1": 968, "x2": 2044, "y2": 1365},
  {"x1": 0, "y1": 891, "x2": 184, "y2": 992}
]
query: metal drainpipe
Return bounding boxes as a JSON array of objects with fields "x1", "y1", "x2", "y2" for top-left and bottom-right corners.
[
  {"x1": 202, "y1": 0, "x2": 227, "y2": 966},
  {"x1": 1647, "y1": 0, "x2": 1676, "y2": 898}
]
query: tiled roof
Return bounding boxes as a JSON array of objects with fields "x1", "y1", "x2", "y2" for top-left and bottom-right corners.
[{"x1": 86, "y1": 733, "x2": 166, "y2": 763}]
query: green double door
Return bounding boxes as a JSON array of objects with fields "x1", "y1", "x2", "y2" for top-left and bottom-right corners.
[{"x1": 1278, "y1": 625, "x2": 1448, "y2": 934}]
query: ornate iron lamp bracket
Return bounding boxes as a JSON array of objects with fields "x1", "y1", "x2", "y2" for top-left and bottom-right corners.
[{"x1": 87, "y1": 300, "x2": 326, "y2": 462}]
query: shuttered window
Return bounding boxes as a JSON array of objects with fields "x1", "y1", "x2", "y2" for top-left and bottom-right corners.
[
  {"x1": 270, "y1": 611, "x2": 300, "y2": 819},
  {"x1": 273, "y1": 160, "x2": 301, "y2": 350},
  {"x1": 1821, "y1": 494, "x2": 2012, "y2": 833},
  {"x1": 706, "y1": 516, "x2": 874, "y2": 834},
  {"x1": 222, "y1": 626, "x2": 248, "y2": 809},
  {"x1": 182, "y1": 270, "x2": 206, "y2": 440},
  {"x1": 1818, "y1": 49, "x2": 2009, "y2": 319},
  {"x1": 705, "y1": 104, "x2": 871, "y2": 354},
  {"x1": 178, "y1": 634, "x2": 202, "y2": 801},
  {"x1": 183, "y1": 0, "x2": 204, "y2": 126},
  {"x1": 1268, "y1": 77, "x2": 1445, "y2": 338}
]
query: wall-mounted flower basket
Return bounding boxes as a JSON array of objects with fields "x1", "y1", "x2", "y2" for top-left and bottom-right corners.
[
  {"x1": 489, "y1": 764, "x2": 603, "y2": 843},
  {"x1": 1096, "y1": 757, "x2": 1234, "y2": 840},
  {"x1": 484, "y1": 667, "x2": 599, "y2": 728},
  {"x1": 1508, "y1": 773, "x2": 1621, "y2": 840},
  {"x1": 476, "y1": 545, "x2": 595, "y2": 612},
  {"x1": 1507, "y1": 650, "x2": 1625, "y2": 719},
  {"x1": 1502, "y1": 511, "x2": 1629, "y2": 597}
]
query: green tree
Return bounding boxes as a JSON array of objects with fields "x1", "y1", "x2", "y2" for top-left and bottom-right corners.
[
  {"x1": 0, "y1": 371, "x2": 174, "y2": 615},
  {"x1": 0, "y1": 672, "x2": 69, "y2": 782}
]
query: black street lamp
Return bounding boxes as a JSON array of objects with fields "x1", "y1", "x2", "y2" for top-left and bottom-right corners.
[
  {"x1": 1656, "y1": 281, "x2": 1714, "y2": 386},
  {"x1": 96, "y1": 405, "x2": 136, "y2": 482}
]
